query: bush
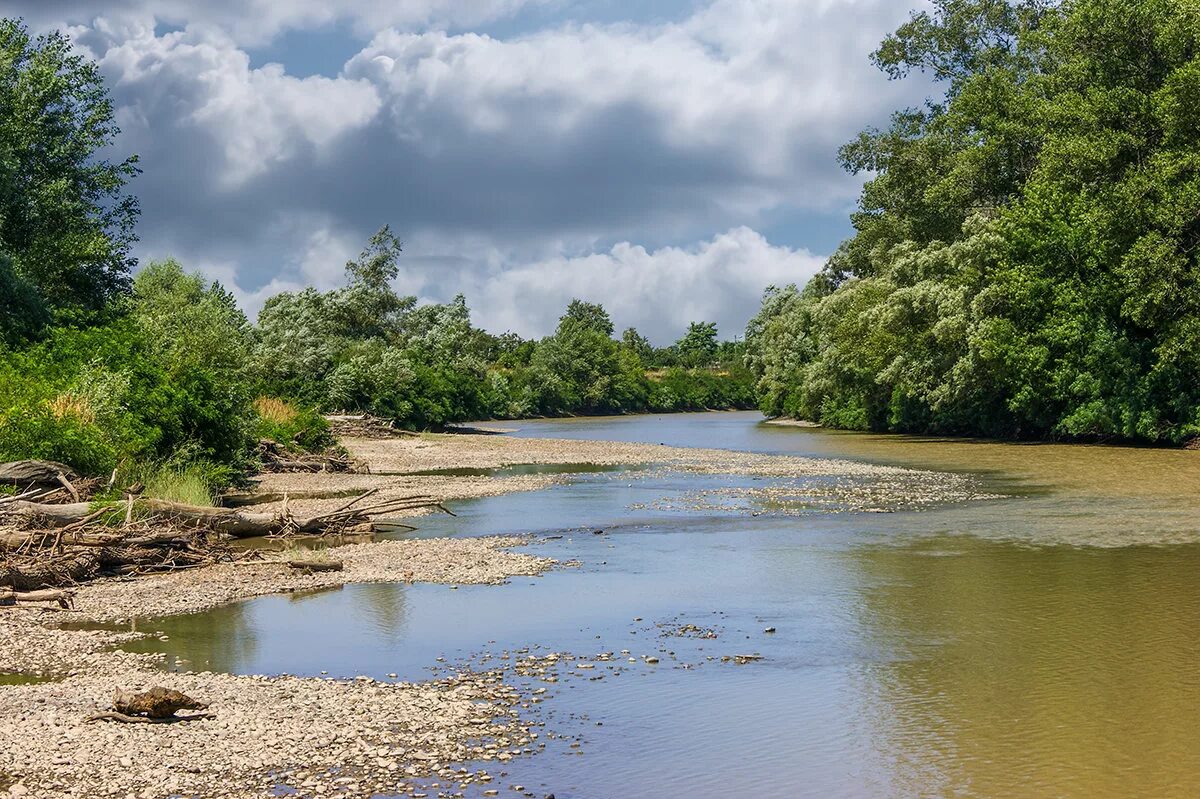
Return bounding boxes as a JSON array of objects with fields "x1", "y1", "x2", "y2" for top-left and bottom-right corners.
[{"x1": 253, "y1": 396, "x2": 334, "y2": 452}]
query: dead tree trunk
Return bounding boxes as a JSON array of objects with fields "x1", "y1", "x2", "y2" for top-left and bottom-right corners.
[{"x1": 4, "y1": 494, "x2": 446, "y2": 539}]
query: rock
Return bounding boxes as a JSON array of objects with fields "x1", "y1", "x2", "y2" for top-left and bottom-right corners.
[{"x1": 113, "y1": 687, "x2": 208, "y2": 719}]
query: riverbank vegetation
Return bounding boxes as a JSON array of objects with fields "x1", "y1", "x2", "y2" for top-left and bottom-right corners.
[
  {"x1": 745, "y1": 0, "x2": 1200, "y2": 445},
  {"x1": 0, "y1": 18, "x2": 752, "y2": 485}
]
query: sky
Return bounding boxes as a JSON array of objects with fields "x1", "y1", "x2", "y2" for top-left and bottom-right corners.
[{"x1": 13, "y1": 0, "x2": 931, "y2": 344}]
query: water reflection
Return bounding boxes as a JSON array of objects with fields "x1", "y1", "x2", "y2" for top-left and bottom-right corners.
[
  {"x1": 115, "y1": 414, "x2": 1200, "y2": 797},
  {"x1": 848, "y1": 536, "x2": 1200, "y2": 798}
]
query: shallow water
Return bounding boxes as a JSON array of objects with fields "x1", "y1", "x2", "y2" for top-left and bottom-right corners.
[{"x1": 125, "y1": 412, "x2": 1200, "y2": 798}]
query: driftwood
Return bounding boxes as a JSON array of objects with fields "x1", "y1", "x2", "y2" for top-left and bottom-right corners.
[
  {"x1": 258, "y1": 439, "x2": 354, "y2": 473},
  {"x1": 0, "y1": 588, "x2": 74, "y2": 608},
  {"x1": 0, "y1": 550, "x2": 101, "y2": 591},
  {"x1": 220, "y1": 488, "x2": 365, "y2": 508},
  {"x1": 324, "y1": 413, "x2": 417, "y2": 439},
  {"x1": 1, "y1": 488, "x2": 447, "y2": 588},
  {"x1": 0, "y1": 460, "x2": 76, "y2": 486},
  {"x1": 86, "y1": 710, "x2": 215, "y2": 724},
  {"x1": 4, "y1": 493, "x2": 445, "y2": 539},
  {"x1": 0, "y1": 516, "x2": 236, "y2": 590}
]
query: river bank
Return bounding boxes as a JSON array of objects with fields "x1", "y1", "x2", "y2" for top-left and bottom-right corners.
[{"x1": 0, "y1": 423, "x2": 991, "y2": 799}]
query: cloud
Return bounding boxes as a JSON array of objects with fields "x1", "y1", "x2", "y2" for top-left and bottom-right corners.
[
  {"x1": 6, "y1": 0, "x2": 926, "y2": 339},
  {"x1": 98, "y1": 28, "x2": 381, "y2": 186},
  {"x1": 19, "y1": 0, "x2": 551, "y2": 46},
  {"x1": 410, "y1": 227, "x2": 824, "y2": 344}
]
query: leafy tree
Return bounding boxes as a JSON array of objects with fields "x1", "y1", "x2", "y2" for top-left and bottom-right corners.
[
  {"x1": 677, "y1": 321, "x2": 719, "y2": 368},
  {"x1": 0, "y1": 19, "x2": 140, "y2": 339},
  {"x1": 558, "y1": 299, "x2": 614, "y2": 337},
  {"x1": 745, "y1": 0, "x2": 1200, "y2": 443},
  {"x1": 335, "y1": 225, "x2": 412, "y2": 341},
  {"x1": 620, "y1": 327, "x2": 653, "y2": 362}
]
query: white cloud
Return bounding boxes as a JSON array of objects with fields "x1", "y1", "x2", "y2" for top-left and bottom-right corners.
[
  {"x1": 7, "y1": 0, "x2": 926, "y2": 339},
  {"x1": 23, "y1": 0, "x2": 551, "y2": 46},
  {"x1": 440, "y1": 227, "x2": 824, "y2": 343},
  {"x1": 99, "y1": 27, "x2": 380, "y2": 186}
]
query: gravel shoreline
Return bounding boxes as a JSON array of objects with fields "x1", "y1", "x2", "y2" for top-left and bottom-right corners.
[
  {"x1": 252, "y1": 430, "x2": 993, "y2": 520},
  {"x1": 0, "y1": 533, "x2": 555, "y2": 799},
  {"x1": 1, "y1": 425, "x2": 989, "y2": 798}
]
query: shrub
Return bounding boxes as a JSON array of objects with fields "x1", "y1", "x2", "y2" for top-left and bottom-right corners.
[{"x1": 253, "y1": 396, "x2": 334, "y2": 452}]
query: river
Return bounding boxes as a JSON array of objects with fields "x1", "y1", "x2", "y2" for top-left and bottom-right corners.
[{"x1": 123, "y1": 412, "x2": 1200, "y2": 798}]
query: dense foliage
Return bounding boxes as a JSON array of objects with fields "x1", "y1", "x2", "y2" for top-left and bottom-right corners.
[
  {"x1": 746, "y1": 0, "x2": 1200, "y2": 444},
  {"x1": 0, "y1": 19, "x2": 140, "y2": 344},
  {"x1": 0, "y1": 260, "x2": 255, "y2": 480},
  {"x1": 252, "y1": 235, "x2": 756, "y2": 428}
]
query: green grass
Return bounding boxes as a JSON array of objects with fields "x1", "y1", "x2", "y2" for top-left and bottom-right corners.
[{"x1": 108, "y1": 461, "x2": 217, "y2": 507}]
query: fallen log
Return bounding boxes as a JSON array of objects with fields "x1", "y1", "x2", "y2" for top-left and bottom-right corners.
[
  {"x1": 0, "y1": 460, "x2": 75, "y2": 486},
  {"x1": 0, "y1": 588, "x2": 75, "y2": 608},
  {"x1": 220, "y1": 488, "x2": 368, "y2": 508},
  {"x1": 3, "y1": 494, "x2": 446, "y2": 539}
]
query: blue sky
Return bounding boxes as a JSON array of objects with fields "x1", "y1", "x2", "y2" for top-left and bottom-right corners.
[{"x1": 14, "y1": 0, "x2": 929, "y2": 343}]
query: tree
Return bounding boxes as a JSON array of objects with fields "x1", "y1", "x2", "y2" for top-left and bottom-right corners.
[
  {"x1": 620, "y1": 327, "x2": 653, "y2": 362},
  {"x1": 558, "y1": 299, "x2": 614, "y2": 337},
  {"x1": 744, "y1": 0, "x2": 1200, "y2": 442},
  {"x1": 0, "y1": 19, "x2": 140, "y2": 339},
  {"x1": 335, "y1": 225, "x2": 410, "y2": 340},
  {"x1": 676, "y1": 322, "x2": 719, "y2": 368}
]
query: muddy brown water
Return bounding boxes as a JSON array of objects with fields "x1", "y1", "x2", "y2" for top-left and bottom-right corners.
[{"x1": 123, "y1": 412, "x2": 1200, "y2": 798}]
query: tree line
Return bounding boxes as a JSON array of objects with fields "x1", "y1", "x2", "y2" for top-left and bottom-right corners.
[
  {"x1": 0, "y1": 18, "x2": 753, "y2": 485},
  {"x1": 744, "y1": 0, "x2": 1200, "y2": 445}
]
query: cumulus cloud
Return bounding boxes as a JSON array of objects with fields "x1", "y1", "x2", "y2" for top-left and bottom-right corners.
[
  {"x1": 19, "y1": 0, "x2": 550, "y2": 46},
  {"x1": 5, "y1": 0, "x2": 926, "y2": 339},
  {"x1": 448, "y1": 227, "x2": 825, "y2": 343}
]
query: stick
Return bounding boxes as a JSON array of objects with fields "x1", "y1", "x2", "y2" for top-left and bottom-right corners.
[
  {"x1": 60, "y1": 508, "x2": 110, "y2": 534},
  {"x1": 302, "y1": 488, "x2": 380, "y2": 525},
  {"x1": 56, "y1": 472, "x2": 80, "y2": 502},
  {"x1": 0, "y1": 486, "x2": 50, "y2": 505},
  {"x1": 85, "y1": 711, "x2": 215, "y2": 724},
  {"x1": 286, "y1": 559, "x2": 344, "y2": 572}
]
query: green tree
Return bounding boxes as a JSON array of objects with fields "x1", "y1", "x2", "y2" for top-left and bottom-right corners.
[
  {"x1": 677, "y1": 321, "x2": 719, "y2": 368},
  {"x1": 745, "y1": 0, "x2": 1200, "y2": 443},
  {"x1": 620, "y1": 327, "x2": 653, "y2": 362},
  {"x1": 558, "y1": 299, "x2": 614, "y2": 337},
  {"x1": 0, "y1": 19, "x2": 140, "y2": 339}
]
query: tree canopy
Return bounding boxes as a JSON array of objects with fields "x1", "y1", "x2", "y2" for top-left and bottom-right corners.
[
  {"x1": 746, "y1": 0, "x2": 1200, "y2": 444},
  {"x1": 0, "y1": 19, "x2": 140, "y2": 343}
]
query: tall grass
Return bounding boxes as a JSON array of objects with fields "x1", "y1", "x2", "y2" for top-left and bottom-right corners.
[
  {"x1": 115, "y1": 461, "x2": 217, "y2": 506},
  {"x1": 254, "y1": 395, "x2": 298, "y2": 425},
  {"x1": 253, "y1": 396, "x2": 334, "y2": 452}
]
